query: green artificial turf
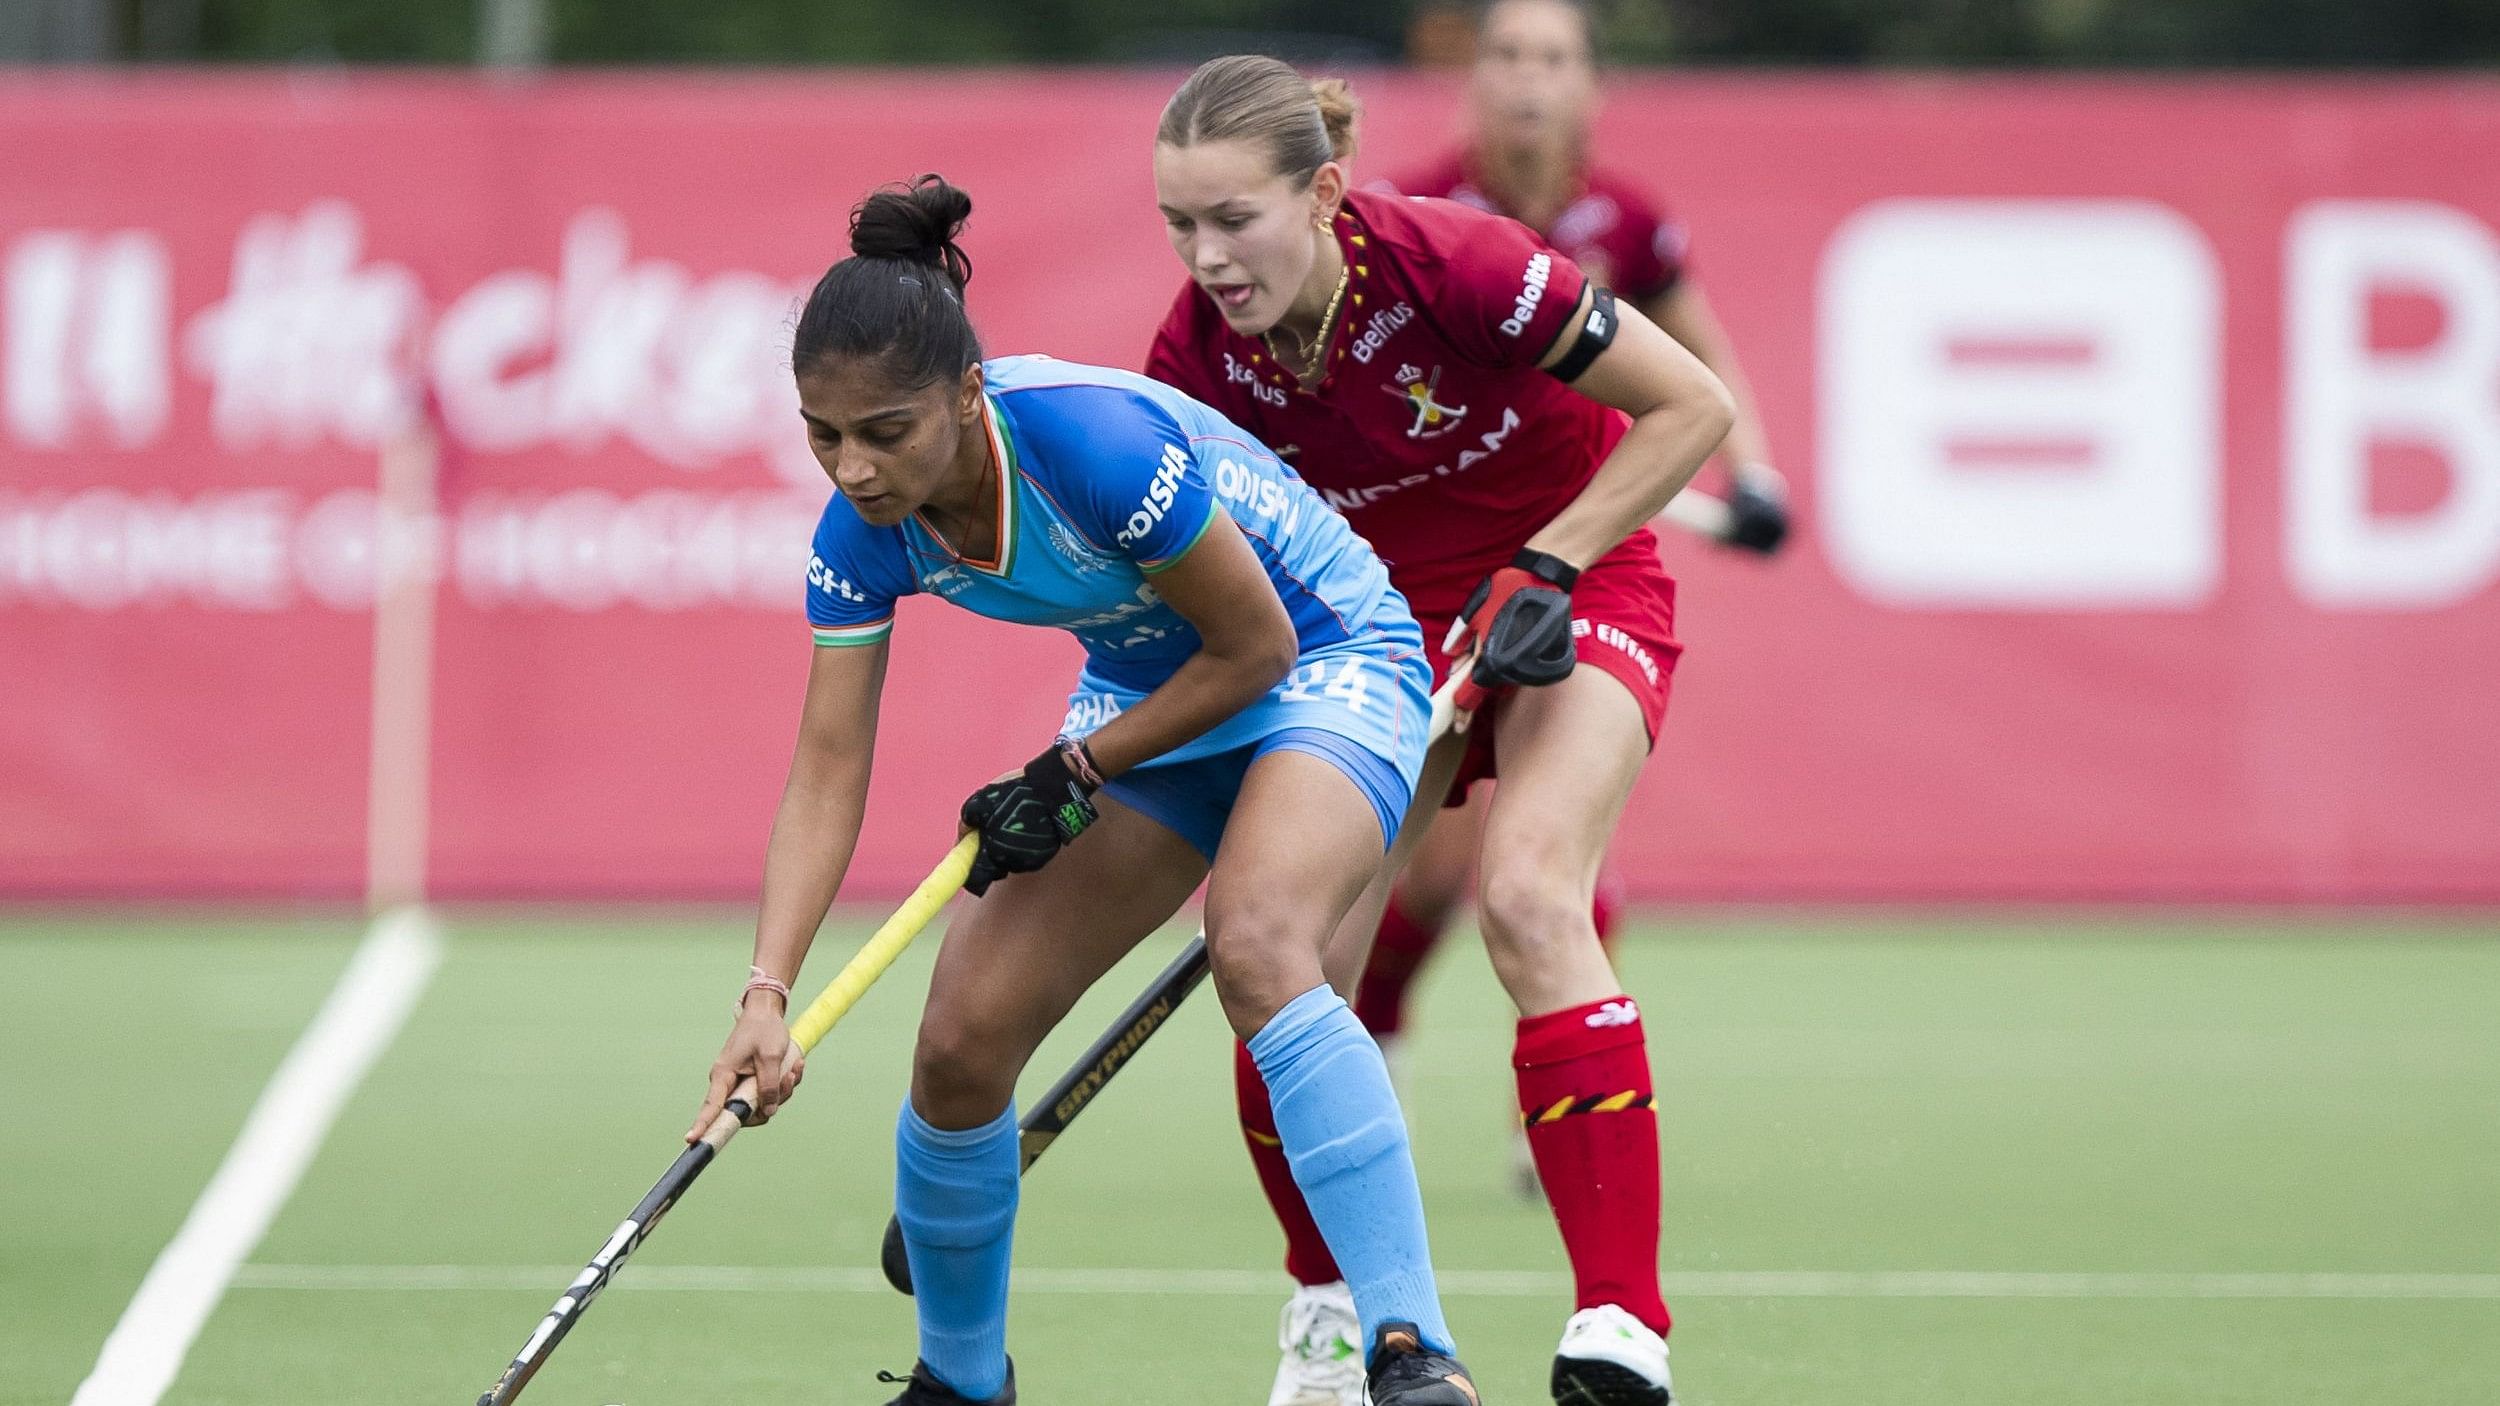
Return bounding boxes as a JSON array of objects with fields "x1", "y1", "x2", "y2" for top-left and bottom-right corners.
[{"x1": 5, "y1": 912, "x2": 2495, "y2": 1405}]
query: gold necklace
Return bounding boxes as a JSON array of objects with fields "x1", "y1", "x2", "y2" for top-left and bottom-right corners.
[{"x1": 1268, "y1": 256, "x2": 1351, "y2": 385}]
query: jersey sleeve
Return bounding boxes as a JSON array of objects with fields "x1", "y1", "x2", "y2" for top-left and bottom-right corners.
[
  {"x1": 1611, "y1": 186, "x2": 1691, "y2": 305},
  {"x1": 803, "y1": 502, "x2": 912, "y2": 647},
  {"x1": 1416, "y1": 203, "x2": 1592, "y2": 371},
  {"x1": 1011, "y1": 382, "x2": 1222, "y2": 576}
]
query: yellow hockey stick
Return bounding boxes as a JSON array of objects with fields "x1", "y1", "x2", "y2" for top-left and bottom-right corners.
[{"x1": 474, "y1": 834, "x2": 977, "y2": 1406}]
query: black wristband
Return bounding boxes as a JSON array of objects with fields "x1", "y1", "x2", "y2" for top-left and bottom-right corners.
[
  {"x1": 1018, "y1": 743, "x2": 1080, "y2": 801},
  {"x1": 1511, "y1": 548, "x2": 1581, "y2": 592}
]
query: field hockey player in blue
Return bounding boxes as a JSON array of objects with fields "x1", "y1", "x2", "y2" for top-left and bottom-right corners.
[{"x1": 687, "y1": 176, "x2": 1482, "y2": 1406}]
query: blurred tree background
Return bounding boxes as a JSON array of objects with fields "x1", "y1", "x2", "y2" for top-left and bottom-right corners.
[{"x1": 10, "y1": 0, "x2": 2499, "y2": 66}]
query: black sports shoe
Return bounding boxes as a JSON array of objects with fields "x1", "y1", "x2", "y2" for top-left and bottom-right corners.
[
  {"x1": 1365, "y1": 1321, "x2": 1481, "y2": 1405},
  {"x1": 876, "y1": 1360, "x2": 1015, "y2": 1405}
]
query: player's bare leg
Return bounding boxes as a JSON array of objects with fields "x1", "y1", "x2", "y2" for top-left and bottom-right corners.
[
  {"x1": 1203, "y1": 750, "x2": 1389, "y2": 1032},
  {"x1": 1385, "y1": 781, "x2": 1538, "y2": 1200},
  {"x1": 1477, "y1": 671, "x2": 1646, "y2": 1015},
  {"x1": 910, "y1": 796, "x2": 1209, "y2": 1129},
  {"x1": 1242, "y1": 735, "x2": 1463, "y2": 1405},
  {"x1": 1212, "y1": 747, "x2": 1476, "y2": 1406},
  {"x1": 1480, "y1": 666, "x2": 1675, "y2": 1404},
  {"x1": 1317, "y1": 733, "x2": 1469, "y2": 994},
  {"x1": 893, "y1": 797, "x2": 1208, "y2": 1405},
  {"x1": 1247, "y1": 734, "x2": 1502, "y2": 1406},
  {"x1": 1349, "y1": 783, "x2": 1485, "y2": 1055}
]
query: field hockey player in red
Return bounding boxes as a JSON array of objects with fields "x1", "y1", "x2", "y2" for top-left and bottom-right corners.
[
  {"x1": 1146, "y1": 55, "x2": 1735, "y2": 1406},
  {"x1": 1364, "y1": 0, "x2": 1795, "y2": 1195}
]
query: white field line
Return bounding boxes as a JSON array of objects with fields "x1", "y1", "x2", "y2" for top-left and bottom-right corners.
[
  {"x1": 71, "y1": 908, "x2": 447, "y2": 1406},
  {"x1": 229, "y1": 1263, "x2": 2500, "y2": 1301}
]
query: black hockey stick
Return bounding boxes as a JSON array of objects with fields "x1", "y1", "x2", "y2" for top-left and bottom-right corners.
[{"x1": 880, "y1": 932, "x2": 1212, "y2": 1293}]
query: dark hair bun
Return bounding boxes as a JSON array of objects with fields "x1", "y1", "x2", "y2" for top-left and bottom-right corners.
[{"x1": 850, "y1": 175, "x2": 973, "y2": 291}]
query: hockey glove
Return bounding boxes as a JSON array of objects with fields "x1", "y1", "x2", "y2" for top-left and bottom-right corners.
[
  {"x1": 960, "y1": 738, "x2": 1102, "y2": 897},
  {"x1": 1444, "y1": 549, "x2": 1580, "y2": 719},
  {"x1": 1723, "y1": 472, "x2": 1790, "y2": 556}
]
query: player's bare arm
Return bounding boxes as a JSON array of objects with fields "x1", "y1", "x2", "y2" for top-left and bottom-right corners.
[
  {"x1": 1526, "y1": 284, "x2": 1735, "y2": 570},
  {"x1": 1071, "y1": 512, "x2": 1298, "y2": 777},
  {"x1": 1647, "y1": 281, "x2": 1775, "y2": 482},
  {"x1": 1647, "y1": 283, "x2": 1790, "y2": 553},
  {"x1": 689, "y1": 636, "x2": 887, "y2": 1139}
]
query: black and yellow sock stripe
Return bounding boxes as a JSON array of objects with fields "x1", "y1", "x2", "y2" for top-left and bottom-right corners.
[{"x1": 1522, "y1": 1090, "x2": 1655, "y2": 1128}]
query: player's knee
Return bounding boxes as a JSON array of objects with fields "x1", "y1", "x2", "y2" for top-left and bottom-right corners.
[
  {"x1": 1478, "y1": 856, "x2": 1597, "y2": 978},
  {"x1": 910, "y1": 1011, "x2": 1022, "y2": 1128},
  {"x1": 1206, "y1": 897, "x2": 1327, "y2": 1037}
]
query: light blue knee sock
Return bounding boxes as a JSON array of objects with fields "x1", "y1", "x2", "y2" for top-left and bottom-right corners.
[
  {"x1": 893, "y1": 1100, "x2": 1019, "y2": 1401},
  {"x1": 1247, "y1": 984, "x2": 1455, "y2": 1358}
]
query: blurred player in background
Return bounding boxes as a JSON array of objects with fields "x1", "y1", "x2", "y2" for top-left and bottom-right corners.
[
  {"x1": 1398, "y1": 0, "x2": 1780, "y2": 495},
  {"x1": 1147, "y1": 56, "x2": 1734, "y2": 1406},
  {"x1": 1361, "y1": 0, "x2": 1790, "y2": 1148},
  {"x1": 694, "y1": 178, "x2": 1480, "y2": 1406}
]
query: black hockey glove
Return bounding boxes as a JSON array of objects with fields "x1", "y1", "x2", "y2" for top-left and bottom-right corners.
[
  {"x1": 960, "y1": 738, "x2": 1102, "y2": 897},
  {"x1": 1723, "y1": 474, "x2": 1790, "y2": 556},
  {"x1": 1444, "y1": 549, "x2": 1580, "y2": 718}
]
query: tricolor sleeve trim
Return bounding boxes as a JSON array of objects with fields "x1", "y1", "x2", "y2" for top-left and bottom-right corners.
[
  {"x1": 811, "y1": 617, "x2": 894, "y2": 648},
  {"x1": 1137, "y1": 503, "x2": 1220, "y2": 576}
]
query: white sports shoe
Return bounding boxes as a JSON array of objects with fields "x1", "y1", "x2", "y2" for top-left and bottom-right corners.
[
  {"x1": 1552, "y1": 1303, "x2": 1674, "y2": 1406},
  {"x1": 1268, "y1": 1280, "x2": 1365, "y2": 1406}
]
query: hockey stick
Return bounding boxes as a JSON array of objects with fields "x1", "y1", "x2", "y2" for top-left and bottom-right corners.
[
  {"x1": 474, "y1": 835, "x2": 977, "y2": 1405},
  {"x1": 1656, "y1": 487, "x2": 1731, "y2": 540}
]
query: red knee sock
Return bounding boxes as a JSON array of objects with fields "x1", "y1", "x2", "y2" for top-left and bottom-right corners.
[
  {"x1": 1234, "y1": 1042, "x2": 1344, "y2": 1286},
  {"x1": 1516, "y1": 998, "x2": 1671, "y2": 1335},
  {"x1": 1351, "y1": 894, "x2": 1446, "y2": 1038}
]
